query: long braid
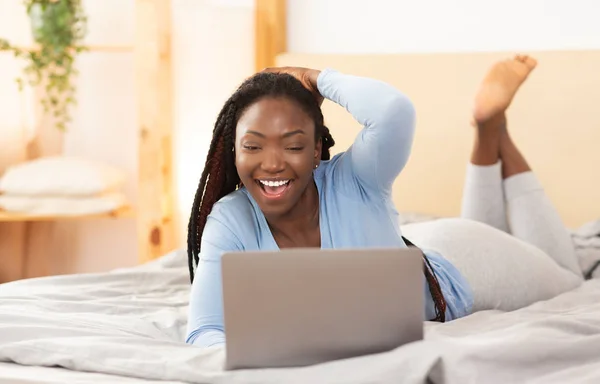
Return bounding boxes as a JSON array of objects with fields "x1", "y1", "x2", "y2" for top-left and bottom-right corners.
[
  {"x1": 186, "y1": 138, "x2": 218, "y2": 280},
  {"x1": 221, "y1": 118, "x2": 240, "y2": 192},
  {"x1": 402, "y1": 236, "x2": 447, "y2": 322},
  {"x1": 319, "y1": 125, "x2": 335, "y2": 160},
  {"x1": 187, "y1": 100, "x2": 239, "y2": 281},
  {"x1": 424, "y1": 257, "x2": 446, "y2": 322}
]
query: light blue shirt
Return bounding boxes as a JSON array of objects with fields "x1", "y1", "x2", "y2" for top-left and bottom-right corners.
[{"x1": 186, "y1": 69, "x2": 473, "y2": 347}]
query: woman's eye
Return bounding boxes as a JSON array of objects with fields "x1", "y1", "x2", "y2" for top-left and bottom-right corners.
[
  {"x1": 243, "y1": 145, "x2": 260, "y2": 151},
  {"x1": 287, "y1": 147, "x2": 304, "y2": 151}
]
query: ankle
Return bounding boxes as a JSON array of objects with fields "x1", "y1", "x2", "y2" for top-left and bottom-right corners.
[
  {"x1": 475, "y1": 113, "x2": 507, "y2": 131},
  {"x1": 471, "y1": 136, "x2": 500, "y2": 165},
  {"x1": 471, "y1": 122, "x2": 503, "y2": 166},
  {"x1": 500, "y1": 144, "x2": 531, "y2": 178}
]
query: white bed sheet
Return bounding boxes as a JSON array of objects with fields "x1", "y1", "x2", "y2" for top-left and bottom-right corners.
[
  {"x1": 0, "y1": 362, "x2": 186, "y2": 384},
  {"x1": 0, "y1": 249, "x2": 599, "y2": 384}
]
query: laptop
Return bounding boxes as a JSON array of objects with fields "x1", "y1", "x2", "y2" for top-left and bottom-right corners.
[{"x1": 221, "y1": 247, "x2": 425, "y2": 370}]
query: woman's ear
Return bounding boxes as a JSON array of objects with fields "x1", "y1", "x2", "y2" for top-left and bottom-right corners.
[{"x1": 314, "y1": 137, "x2": 323, "y2": 167}]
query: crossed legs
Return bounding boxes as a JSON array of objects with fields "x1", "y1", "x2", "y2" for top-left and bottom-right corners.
[
  {"x1": 402, "y1": 56, "x2": 583, "y2": 314},
  {"x1": 462, "y1": 55, "x2": 581, "y2": 276}
]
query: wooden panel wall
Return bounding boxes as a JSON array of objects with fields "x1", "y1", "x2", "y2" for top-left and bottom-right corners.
[
  {"x1": 0, "y1": 74, "x2": 65, "y2": 282},
  {"x1": 135, "y1": 0, "x2": 176, "y2": 262},
  {"x1": 255, "y1": 0, "x2": 287, "y2": 71}
]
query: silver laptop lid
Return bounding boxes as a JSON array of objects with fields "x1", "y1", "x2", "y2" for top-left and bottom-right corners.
[{"x1": 222, "y1": 247, "x2": 425, "y2": 370}]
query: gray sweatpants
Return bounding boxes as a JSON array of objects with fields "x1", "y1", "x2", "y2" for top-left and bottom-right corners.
[{"x1": 401, "y1": 162, "x2": 583, "y2": 313}]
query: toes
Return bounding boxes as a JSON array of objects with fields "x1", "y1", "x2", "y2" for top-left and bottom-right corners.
[
  {"x1": 514, "y1": 54, "x2": 537, "y2": 69},
  {"x1": 523, "y1": 56, "x2": 538, "y2": 69}
]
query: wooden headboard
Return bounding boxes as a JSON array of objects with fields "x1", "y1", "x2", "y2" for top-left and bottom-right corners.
[{"x1": 274, "y1": 51, "x2": 600, "y2": 228}]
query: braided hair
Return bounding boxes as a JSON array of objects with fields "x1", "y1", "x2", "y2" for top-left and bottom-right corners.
[{"x1": 187, "y1": 71, "x2": 447, "y2": 322}]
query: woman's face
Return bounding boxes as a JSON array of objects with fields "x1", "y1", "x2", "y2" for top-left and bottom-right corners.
[{"x1": 235, "y1": 97, "x2": 322, "y2": 218}]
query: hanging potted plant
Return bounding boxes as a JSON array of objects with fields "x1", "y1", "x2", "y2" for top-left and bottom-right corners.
[{"x1": 0, "y1": 0, "x2": 88, "y2": 131}]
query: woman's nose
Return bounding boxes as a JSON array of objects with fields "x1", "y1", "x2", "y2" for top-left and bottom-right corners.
[{"x1": 260, "y1": 149, "x2": 285, "y2": 173}]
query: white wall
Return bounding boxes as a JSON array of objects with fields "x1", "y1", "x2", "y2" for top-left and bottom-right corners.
[
  {"x1": 60, "y1": 0, "x2": 138, "y2": 273},
  {"x1": 172, "y1": 0, "x2": 254, "y2": 247},
  {"x1": 288, "y1": 0, "x2": 600, "y2": 54}
]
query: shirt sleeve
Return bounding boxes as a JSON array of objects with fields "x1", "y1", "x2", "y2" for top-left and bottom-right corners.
[
  {"x1": 317, "y1": 68, "x2": 416, "y2": 197},
  {"x1": 185, "y1": 214, "x2": 242, "y2": 347},
  {"x1": 422, "y1": 249, "x2": 474, "y2": 321}
]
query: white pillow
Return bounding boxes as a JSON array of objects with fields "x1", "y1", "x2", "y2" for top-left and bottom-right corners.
[
  {"x1": 0, "y1": 192, "x2": 127, "y2": 216},
  {"x1": 0, "y1": 156, "x2": 127, "y2": 197}
]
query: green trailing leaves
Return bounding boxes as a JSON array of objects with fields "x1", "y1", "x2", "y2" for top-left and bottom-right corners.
[{"x1": 0, "y1": 0, "x2": 88, "y2": 131}]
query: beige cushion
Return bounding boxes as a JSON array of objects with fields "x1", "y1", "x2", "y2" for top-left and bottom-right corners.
[
  {"x1": 0, "y1": 156, "x2": 126, "y2": 197},
  {"x1": 0, "y1": 192, "x2": 127, "y2": 216}
]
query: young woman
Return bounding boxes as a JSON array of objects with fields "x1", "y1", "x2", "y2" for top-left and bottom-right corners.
[{"x1": 185, "y1": 56, "x2": 583, "y2": 347}]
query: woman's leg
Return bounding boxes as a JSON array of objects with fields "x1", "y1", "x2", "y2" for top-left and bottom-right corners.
[
  {"x1": 402, "y1": 218, "x2": 582, "y2": 312},
  {"x1": 463, "y1": 55, "x2": 581, "y2": 276},
  {"x1": 460, "y1": 113, "x2": 508, "y2": 233},
  {"x1": 407, "y1": 55, "x2": 583, "y2": 313},
  {"x1": 468, "y1": 54, "x2": 581, "y2": 277},
  {"x1": 461, "y1": 54, "x2": 538, "y2": 232},
  {"x1": 501, "y1": 127, "x2": 582, "y2": 276}
]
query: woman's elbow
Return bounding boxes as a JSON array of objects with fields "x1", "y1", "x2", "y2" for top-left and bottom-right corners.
[
  {"x1": 380, "y1": 92, "x2": 416, "y2": 131},
  {"x1": 392, "y1": 92, "x2": 416, "y2": 121},
  {"x1": 377, "y1": 93, "x2": 416, "y2": 145}
]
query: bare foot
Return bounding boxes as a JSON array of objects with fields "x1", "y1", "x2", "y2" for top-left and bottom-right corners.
[{"x1": 472, "y1": 55, "x2": 537, "y2": 124}]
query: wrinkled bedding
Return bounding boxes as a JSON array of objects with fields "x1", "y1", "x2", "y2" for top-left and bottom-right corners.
[
  {"x1": 571, "y1": 219, "x2": 600, "y2": 279},
  {"x1": 0, "y1": 248, "x2": 599, "y2": 384}
]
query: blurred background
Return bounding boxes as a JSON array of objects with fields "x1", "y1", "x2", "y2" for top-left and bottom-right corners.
[{"x1": 1, "y1": 0, "x2": 599, "y2": 282}]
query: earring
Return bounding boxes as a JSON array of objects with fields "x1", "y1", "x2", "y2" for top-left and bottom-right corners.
[{"x1": 314, "y1": 164, "x2": 319, "y2": 169}]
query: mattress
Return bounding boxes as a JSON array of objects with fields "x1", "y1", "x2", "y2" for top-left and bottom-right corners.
[{"x1": 0, "y1": 249, "x2": 599, "y2": 384}]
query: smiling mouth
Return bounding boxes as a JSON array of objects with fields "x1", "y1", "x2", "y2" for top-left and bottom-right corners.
[{"x1": 256, "y1": 179, "x2": 292, "y2": 199}]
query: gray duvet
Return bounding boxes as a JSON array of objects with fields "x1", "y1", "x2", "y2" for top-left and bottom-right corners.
[{"x1": 0, "y1": 249, "x2": 599, "y2": 384}]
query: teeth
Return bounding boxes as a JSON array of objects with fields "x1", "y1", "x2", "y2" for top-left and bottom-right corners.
[{"x1": 259, "y1": 179, "x2": 289, "y2": 187}]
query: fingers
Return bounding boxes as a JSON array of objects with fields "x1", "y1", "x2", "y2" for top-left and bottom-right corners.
[
  {"x1": 260, "y1": 66, "x2": 292, "y2": 74},
  {"x1": 261, "y1": 66, "x2": 311, "y2": 73}
]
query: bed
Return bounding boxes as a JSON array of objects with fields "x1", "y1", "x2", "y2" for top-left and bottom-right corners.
[
  {"x1": 1, "y1": 245, "x2": 599, "y2": 384},
  {"x1": 1, "y1": 0, "x2": 600, "y2": 382}
]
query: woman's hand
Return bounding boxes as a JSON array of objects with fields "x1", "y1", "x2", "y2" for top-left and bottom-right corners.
[{"x1": 261, "y1": 66, "x2": 323, "y2": 106}]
